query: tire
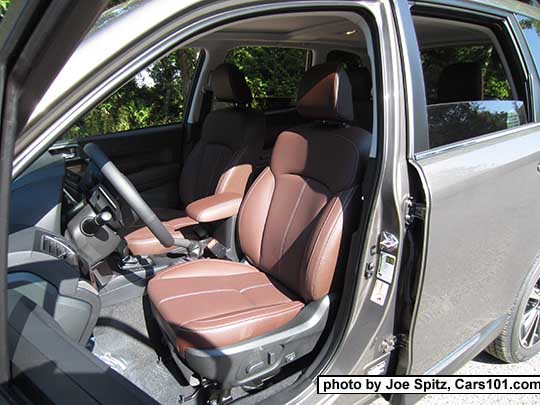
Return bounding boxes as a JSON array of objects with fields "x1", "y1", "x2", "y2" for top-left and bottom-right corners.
[{"x1": 486, "y1": 263, "x2": 540, "y2": 363}]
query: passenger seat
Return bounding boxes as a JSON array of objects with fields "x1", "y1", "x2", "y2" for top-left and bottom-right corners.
[{"x1": 125, "y1": 63, "x2": 264, "y2": 256}]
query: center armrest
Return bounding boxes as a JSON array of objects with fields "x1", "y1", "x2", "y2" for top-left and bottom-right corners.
[{"x1": 186, "y1": 192, "x2": 243, "y2": 223}]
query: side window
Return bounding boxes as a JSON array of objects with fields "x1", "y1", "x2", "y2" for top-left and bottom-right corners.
[
  {"x1": 64, "y1": 47, "x2": 202, "y2": 140},
  {"x1": 223, "y1": 47, "x2": 308, "y2": 110},
  {"x1": 516, "y1": 15, "x2": 540, "y2": 78},
  {"x1": 326, "y1": 50, "x2": 365, "y2": 69},
  {"x1": 413, "y1": 16, "x2": 530, "y2": 150}
]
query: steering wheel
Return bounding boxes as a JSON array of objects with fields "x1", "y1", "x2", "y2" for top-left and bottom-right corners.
[{"x1": 83, "y1": 143, "x2": 175, "y2": 249}]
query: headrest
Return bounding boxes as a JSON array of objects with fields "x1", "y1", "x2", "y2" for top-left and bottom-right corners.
[
  {"x1": 210, "y1": 63, "x2": 252, "y2": 104},
  {"x1": 347, "y1": 67, "x2": 372, "y2": 101},
  {"x1": 296, "y1": 63, "x2": 354, "y2": 122},
  {"x1": 438, "y1": 62, "x2": 483, "y2": 103}
]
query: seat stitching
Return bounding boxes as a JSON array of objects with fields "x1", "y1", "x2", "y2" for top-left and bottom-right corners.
[
  {"x1": 155, "y1": 260, "x2": 256, "y2": 280},
  {"x1": 239, "y1": 283, "x2": 272, "y2": 292},
  {"x1": 182, "y1": 301, "x2": 298, "y2": 326},
  {"x1": 303, "y1": 195, "x2": 339, "y2": 299},
  {"x1": 157, "y1": 289, "x2": 237, "y2": 306},
  {"x1": 310, "y1": 187, "x2": 355, "y2": 299},
  {"x1": 177, "y1": 304, "x2": 303, "y2": 331},
  {"x1": 277, "y1": 179, "x2": 308, "y2": 280},
  {"x1": 238, "y1": 168, "x2": 273, "y2": 264}
]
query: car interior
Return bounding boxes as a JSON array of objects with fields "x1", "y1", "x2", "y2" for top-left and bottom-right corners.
[{"x1": 6, "y1": 6, "x2": 530, "y2": 405}]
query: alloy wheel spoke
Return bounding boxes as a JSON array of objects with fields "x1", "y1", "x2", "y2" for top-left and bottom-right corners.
[
  {"x1": 522, "y1": 310, "x2": 540, "y2": 346},
  {"x1": 530, "y1": 288, "x2": 540, "y2": 304}
]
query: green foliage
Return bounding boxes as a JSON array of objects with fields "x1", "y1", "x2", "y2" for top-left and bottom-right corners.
[
  {"x1": 66, "y1": 45, "x2": 308, "y2": 139},
  {"x1": 225, "y1": 47, "x2": 307, "y2": 109},
  {"x1": 64, "y1": 48, "x2": 199, "y2": 139}
]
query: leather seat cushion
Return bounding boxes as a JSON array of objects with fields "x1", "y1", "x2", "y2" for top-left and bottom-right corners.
[
  {"x1": 147, "y1": 259, "x2": 304, "y2": 354},
  {"x1": 125, "y1": 214, "x2": 199, "y2": 256}
]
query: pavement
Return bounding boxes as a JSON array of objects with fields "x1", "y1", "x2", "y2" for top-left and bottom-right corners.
[
  {"x1": 420, "y1": 351, "x2": 540, "y2": 404},
  {"x1": 373, "y1": 351, "x2": 540, "y2": 405}
]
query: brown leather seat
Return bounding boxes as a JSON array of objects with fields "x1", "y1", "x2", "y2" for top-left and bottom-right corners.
[
  {"x1": 148, "y1": 62, "x2": 371, "y2": 357},
  {"x1": 126, "y1": 63, "x2": 264, "y2": 255}
]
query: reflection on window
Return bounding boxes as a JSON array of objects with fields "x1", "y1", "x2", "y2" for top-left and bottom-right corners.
[
  {"x1": 427, "y1": 101, "x2": 527, "y2": 148},
  {"x1": 421, "y1": 45, "x2": 512, "y2": 105},
  {"x1": 517, "y1": 15, "x2": 540, "y2": 78}
]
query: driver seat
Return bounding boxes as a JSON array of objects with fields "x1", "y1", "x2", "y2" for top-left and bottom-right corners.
[
  {"x1": 125, "y1": 63, "x2": 264, "y2": 255},
  {"x1": 147, "y1": 63, "x2": 371, "y2": 387}
]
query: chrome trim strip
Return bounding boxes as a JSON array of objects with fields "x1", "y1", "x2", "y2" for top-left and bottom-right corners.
[
  {"x1": 415, "y1": 122, "x2": 540, "y2": 160},
  {"x1": 97, "y1": 185, "x2": 118, "y2": 210}
]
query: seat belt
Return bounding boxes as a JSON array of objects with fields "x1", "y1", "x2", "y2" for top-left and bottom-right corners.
[{"x1": 182, "y1": 89, "x2": 213, "y2": 162}]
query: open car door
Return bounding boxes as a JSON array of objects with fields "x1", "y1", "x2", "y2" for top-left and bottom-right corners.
[{"x1": 0, "y1": 2, "x2": 157, "y2": 403}]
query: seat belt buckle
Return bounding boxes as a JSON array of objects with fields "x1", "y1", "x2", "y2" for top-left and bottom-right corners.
[{"x1": 207, "y1": 239, "x2": 228, "y2": 259}]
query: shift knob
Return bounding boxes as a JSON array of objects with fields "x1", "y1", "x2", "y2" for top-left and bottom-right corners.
[{"x1": 81, "y1": 211, "x2": 113, "y2": 235}]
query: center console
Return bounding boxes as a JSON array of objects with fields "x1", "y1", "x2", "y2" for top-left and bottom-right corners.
[{"x1": 92, "y1": 253, "x2": 189, "y2": 307}]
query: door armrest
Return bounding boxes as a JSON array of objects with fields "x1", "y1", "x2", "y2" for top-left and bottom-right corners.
[{"x1": 186, "y1": 192, "x2": 242, "y2": 223}]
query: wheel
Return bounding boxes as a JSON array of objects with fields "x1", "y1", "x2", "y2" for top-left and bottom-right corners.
[{"x1": 486, "y1": 264, "x2": 540, "y2": 363}]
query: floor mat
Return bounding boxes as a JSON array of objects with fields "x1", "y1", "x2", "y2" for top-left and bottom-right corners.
[{"x1": 92, "y1": 295, "x2": 196, "y2": 404}]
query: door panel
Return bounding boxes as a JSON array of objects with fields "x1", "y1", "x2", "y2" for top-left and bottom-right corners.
[
  {"x1": 51, "y1": 123, "x2": 183, "y2": 209},
  {"x1": 410, "y1": 123, "x2": 540, "y2": 374}
]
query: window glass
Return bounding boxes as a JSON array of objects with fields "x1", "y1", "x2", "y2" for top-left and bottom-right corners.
[
  {"x1": 64, "y1": 48, "x2": 201, "y2": 140},
  {"x1": 421, "y1": 45, "x2": 512, "y2": 104},
  {"x1": 224, "y1": 47, "x2": 308, "y2": 110},
  {"x1": 428, "y1": 101, "x2": 527, "y2": 148},
  {"x1": 414, "y1": 17, "x2": 530, "y2": 151},
  {"x1": 326, "y1": 50, "x2": 365, "y2": 70},
  {"x1": 517, "y1": 15, "x2": 540, "y2": 78}
]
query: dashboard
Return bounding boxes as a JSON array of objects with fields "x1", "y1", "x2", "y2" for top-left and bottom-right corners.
[{"x1": 10, "y1": 151, "x2": 65, "y2": 234}]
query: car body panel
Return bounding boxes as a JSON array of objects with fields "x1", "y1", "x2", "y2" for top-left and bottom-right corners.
[
  {"x1": 411, "y1": 121, "x2": 540, "y2": 374},
  {"x1": 404, "y1": 0, "x2": 540, "y2": 378}
]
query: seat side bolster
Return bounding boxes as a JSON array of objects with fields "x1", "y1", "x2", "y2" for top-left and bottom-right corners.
[
  {"x1": 237, "y1": 168, "x2": 275, "y2": 265},
  {"x1": 302, "y1": 187, "x2": 357, "y2": 301}
]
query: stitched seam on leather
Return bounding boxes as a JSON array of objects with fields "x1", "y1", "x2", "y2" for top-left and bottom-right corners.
[
  {"x1": 157, "y1": 262, "x2": 256, "y2": 280},
  {"x1": 310, "y1": 188, "x2": 355, "y2": 299},
  {"x1": 303, "y1": 195, "x2": 338, "y2": 299},
  {"x1": 277, "y1": 178, "x2": 308, "y2": 280},
  {"x1": 257, "y1": 170, "x2": 276, "y2": 269},
  {"x1": 238, "y1": 167, "x2": 273, "y2": 264},
  {"x1": 239, "y1": 283, "x2": 272, "y2": 292},
  {"x1": 178, "y1": 304, "x2": 303, "y2": 331},
  {"x1": 157, "y1": 289, "x2": 237, "y2": 306},
  {"x1": 183, "y1": 301, "x2": 295, "y2": 326}
]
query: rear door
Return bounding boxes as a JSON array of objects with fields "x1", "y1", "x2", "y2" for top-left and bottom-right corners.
[
  {"x1": 397, "y1": 0, "x2": 540, "y2": 385},
  {"x1": 0, "y1": 0, "x2": 108, "y2": 393},
  {"x1": 50, "y1": 44, "x2": 204, "y2": 209}
]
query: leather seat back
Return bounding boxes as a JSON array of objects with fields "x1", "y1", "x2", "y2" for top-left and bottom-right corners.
[
  {"x1": 237, "y1": 63, "x2": 372, "y2": 302},
  {"x1": 179, "y1": 63, "x2": 264, "y2": 206}
]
